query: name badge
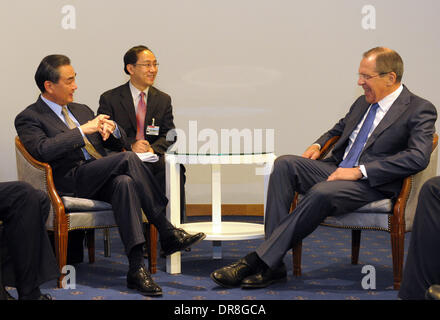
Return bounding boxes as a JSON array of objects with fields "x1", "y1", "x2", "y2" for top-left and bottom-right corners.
[{"x1": 146, "y1": 118, "x2": 159, "y2": 136}]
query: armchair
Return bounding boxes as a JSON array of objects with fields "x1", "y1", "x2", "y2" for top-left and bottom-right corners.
[
  {"x1": 14, "y1": 136, "x2": 158, "y2": 288},
  {"x1": 291, "y1": 133, "x2": 438, "y2": 290}
]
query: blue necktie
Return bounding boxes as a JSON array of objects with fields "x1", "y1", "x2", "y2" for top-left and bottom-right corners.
[{"x1": 339, "y1": 103, "x2": 379, "y2": 168}]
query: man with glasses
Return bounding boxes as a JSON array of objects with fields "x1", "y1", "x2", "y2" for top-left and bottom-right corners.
[
  {"x1": 210, "y1": 47, "x2": 437, "y2": 289},
  {"x1": 98, "y1": 45, "x2": 187, "y2": 223}
]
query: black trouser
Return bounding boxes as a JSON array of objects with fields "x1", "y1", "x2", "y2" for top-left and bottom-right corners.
[
  {"x1": 256, "y1": 155, "x2": 385, "y2": 268},
  {"x1": 143, "y1": 155, "x2": 187, "y2": 223},
  {"x1": 399, "y1": 176, "x2": 440, "y2": 300},
  {"x1": 73, "y1": 152, "x2": 172, "y2": 255},
  {"x1": 0, "y1": 181, "x2": 59, "y2": 298}
]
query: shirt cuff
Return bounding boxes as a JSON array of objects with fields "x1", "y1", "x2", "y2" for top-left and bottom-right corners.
[
  {"x1": 112, "y1": 124, "x2": 121, "y2": 139},
  {"x1": 359, "y1": 165, "x2": 368, "y2": 179},
  {"x1": 312, "y1": 143, "x2": 321, "y2": 150}
]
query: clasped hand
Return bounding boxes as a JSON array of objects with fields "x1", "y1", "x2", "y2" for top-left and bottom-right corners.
[
  {"x1": 302, "y1": 144, "x2": 362, "y2": 181},
  {"x1": 80, "y1": 114, "x2": 116, "y2": 141}
]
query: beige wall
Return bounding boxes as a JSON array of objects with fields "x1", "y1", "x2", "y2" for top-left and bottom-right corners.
[{"x1": 1, "y1": 0, "x2": 439, "y2": 204}]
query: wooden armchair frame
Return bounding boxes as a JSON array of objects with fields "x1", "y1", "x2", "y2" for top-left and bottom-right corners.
[
  {"x1": 15, "y1": 136, "x2": 158, "y2": 288},
  {"x1": 291, "y1": 134, "x2": 438, "y2": 290}
]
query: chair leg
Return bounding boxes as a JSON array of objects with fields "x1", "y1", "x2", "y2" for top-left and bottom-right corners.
[
  {"x1": 103, "y1": 228, "x2": 111, "y2": 257},
  {"x1": 391, "y1": 228, "x2": 405, "y2": 290},
  {"x1": 55, "y1": 229, "x2": 68, "y2": 288},
  {"x1": 145, "y1": 224, "x2": 157, "y2": 274},
  {"x1": 292, "y1": 241, "x2": 302, "y2": 276},
  {"x1": 351, "y1": 230, "x2": 361, "y2": 265},
  {"x1": 85, "y1": 230, "x2": 95, "y2": 264}
]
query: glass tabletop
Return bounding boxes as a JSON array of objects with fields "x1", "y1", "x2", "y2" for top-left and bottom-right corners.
[{"x1": 166, "y1": 151, "x2": 274, "y2": 156}]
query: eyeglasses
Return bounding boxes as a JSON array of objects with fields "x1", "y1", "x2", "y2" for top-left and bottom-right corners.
[
  {"x1": 358, "y1": 72, "x2": 389, "y2": 80},
  {"x1": 134, "y1": 62, "x2": 159, "y2": 69}
]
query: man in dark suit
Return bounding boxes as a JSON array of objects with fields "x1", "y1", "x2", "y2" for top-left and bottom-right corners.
[
  {"x1": 98, "y1": 45, "x2": 187, "y2": 222},
  {"x1": 15, "y1": 54, "x2": 205, "y2": 297},
  {"x1": 399, "y1": 176, "x2": 440, "y2": 300},
  {"x1": 0, "y1": 181, "x2": 59, "y2": 300},
  {"x1": 211, "y1": 47, "x2": 437, "y2": 289}
]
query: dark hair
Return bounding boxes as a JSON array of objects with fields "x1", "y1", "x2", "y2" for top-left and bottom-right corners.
[
  {"x1": 123, "y1": 45, "x2": 151, "y2": 75},
  {"x1": 35, "y1": 55, "x2": 71, "y2": 93},
  {"x1": 363, "y1": 47, "x2": 404, "y2": 82}
]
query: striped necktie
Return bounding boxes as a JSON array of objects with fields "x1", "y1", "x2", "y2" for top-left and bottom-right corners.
[
  {"x1": 136, "y1": 91, "x2": 147, "y2": 140},
  {"x1": 61, "y1": 106, "x2": 102, "y2": 160},
  {"x1": 339, "y1": 103, "x2": 379, "y2": 168}
]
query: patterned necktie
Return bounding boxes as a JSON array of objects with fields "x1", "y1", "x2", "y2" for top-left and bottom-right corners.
[
  {"x1": 339, "y1": 103, "x2": 380, "y2": 168},
  {"x1": 61, "y1": 106, "x2": 102, "y2": 159},
  {"x1": 136, "y1": 92, "x2": 147, "y2": 140}
]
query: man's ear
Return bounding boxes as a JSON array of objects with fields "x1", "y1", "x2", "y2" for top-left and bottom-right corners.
[
  {"x1": 387, "y1": 72, "x2": 397, "y2": 86},
  {"x1": 43, "y1": 80, "x2": 53, "y2": 94},
  {"x1": 126, "y1": 64, "x2": 135, "y2": 75}
]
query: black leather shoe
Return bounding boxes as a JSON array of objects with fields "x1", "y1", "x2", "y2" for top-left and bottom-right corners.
[
  {"x1": 5, "y1": 290, "x2": 16, "y2": 300},
  {"x1": 426, "y1": 284, "x2": 440, "y2": 300},
  {"x1": 20, "y1": 292, "x2": 52, "y2": 300},
  {"x1": 241, "y1": 263, "x2": 287, "y2": 289},
  {"x1": 127, "y1": 265, "x2": 162, "y2": 296},
  {"x1": 160, "y1": 228, "x2": 206, "y2": 257},
  {"x1": 210, "y1": 258, "x2": 259, "y2": 288},
  {"x1": 0, "y1": 287, "x2": 16, "y2": 300},
  {"x1": 36, "y1": 293, "x2": 52, "y2": 300}
]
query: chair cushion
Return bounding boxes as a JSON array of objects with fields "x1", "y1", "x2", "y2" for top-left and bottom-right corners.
[
  {"x1": 296, "y1": 196, "x2": 393, "y2": 231},
  {"x1": 351, "y1": 198, "x2": 393, "y2": 213},
  {"x1": 297, "y1": 196, "x2": 393, "y2": 213},
  {"x1": 62, "y1": 196, "x2": 112, "y2": 212},
  {"x1": 67, "y1": 210, "x2": 117, "y2": 230},
  {"x1": 322, "y1": 212, "x2": 391, "y2": 231}
]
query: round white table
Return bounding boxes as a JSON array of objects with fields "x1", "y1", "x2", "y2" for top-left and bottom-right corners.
[{"x1": 165, "y1": 152, "x2": 275, "y2": 274}]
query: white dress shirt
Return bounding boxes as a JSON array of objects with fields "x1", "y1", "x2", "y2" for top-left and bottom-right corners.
[
  {"x1": 314, "y1": 84, "x2": 404, "y2": 178},
  {"x1": 129, "y1": 81, "x2": 149, "y2": 114}
]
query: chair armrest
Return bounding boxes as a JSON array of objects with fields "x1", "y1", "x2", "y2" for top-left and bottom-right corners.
[
  {"x1": 392, "y1": 133, "x2": 438, "y2": 232},
  {"x1": 318, "y1": 136, "x2": 340, "y2": 160},
  {"x1": 15, "y1": 136, "x2": 67, "y2": 230}
]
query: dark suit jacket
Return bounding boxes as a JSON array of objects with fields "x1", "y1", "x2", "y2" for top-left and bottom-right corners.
[
  {"x1": 315, "y1": 85, "x2": 437, "y2": 198},
  {"x1": 14, "y1": 96, "x2": 127, "y2": 195},
  {"x1": 98, "y1": 82, "x2": 175, "y2": 155}
]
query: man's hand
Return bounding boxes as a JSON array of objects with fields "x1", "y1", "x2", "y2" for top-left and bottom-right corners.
[
  {"x1": 302, "y1": 144, "x2": 321, "y2": 160},
  {"x1": 80, "y1": 114, "x2": 110, "y2": 135},
  {"x1": 131, "y1": 140, "x2": 154, "y2": 153},
  {"x1": 327, "y1": 167, "x2": 363, "y2": 181},
  {"x1": 99, "y1": 118, "x2": 116, "y2": 141}
]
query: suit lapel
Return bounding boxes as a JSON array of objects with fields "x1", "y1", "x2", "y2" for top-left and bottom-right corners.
[
  {"x1": 120, "y1": 82, "x2": 137, "y2": 129},
  {"x1": 335, "y1": 100, "x2": 370, "y2": 150},
  {"x1": 36, "y1": 97, "x2": 69, "y2": 132},
  {"x1": 362, "y1": 86, "x2": 411, "y2": 152},
  {"x1": 146, "y1": 86, "x2": 158, "y2": 126},
  {"x1": 68, "y1": 103, "x2": 90, "y2": 126}
]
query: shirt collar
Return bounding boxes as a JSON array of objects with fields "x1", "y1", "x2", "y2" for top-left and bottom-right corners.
[
  {"x1": 376, "y1": 84, "x2": 403, "y2": 112},
  {"x1": 129, "y1": 81, "x2": 149, "y2": 102},
  {"x1": 40, "y1": 94, "x2": 65, "y2": 117}
]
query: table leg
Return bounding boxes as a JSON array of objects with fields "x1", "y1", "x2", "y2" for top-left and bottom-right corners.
[
  {"x1": 212, "y1": 241, "x2": 222, "y2": 259},
  {"x1": 211, "y1": 164, "x2": 222, "y2": 258},
  {"x1": 166, "y1": 155, "x2": 181, "y2": 274},
  {"x1": 263, "y1": 157, "x2": 275, "y2": 223}
]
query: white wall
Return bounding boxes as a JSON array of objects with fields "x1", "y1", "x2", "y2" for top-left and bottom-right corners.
[{"x1": 1, "y1": 0, "x2": 439, "y2": 204}]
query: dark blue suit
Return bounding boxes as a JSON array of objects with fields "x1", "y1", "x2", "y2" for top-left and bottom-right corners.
[
  {"x1": 257, "y1": 85, "x2": 437, "y2": 269},
  {"x1": 15, "y1": 97, "x2": 171, "y2": 255}
]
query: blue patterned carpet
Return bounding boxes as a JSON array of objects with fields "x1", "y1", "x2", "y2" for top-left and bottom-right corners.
[{"x1": 7, "y1": 216, "x2": 408, "y2": 301}]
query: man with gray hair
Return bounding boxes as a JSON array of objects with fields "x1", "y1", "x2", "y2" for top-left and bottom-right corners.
[{"x1": 211, "y1": 47, "x2": 437, "y2": 289}]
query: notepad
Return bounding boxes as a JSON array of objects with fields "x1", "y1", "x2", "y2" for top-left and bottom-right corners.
[{"x1": 136, "y1": 152, "x2": 159, "y2": 163}]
